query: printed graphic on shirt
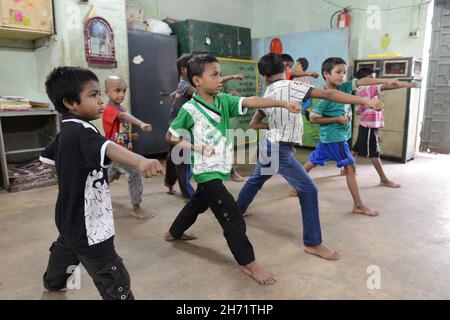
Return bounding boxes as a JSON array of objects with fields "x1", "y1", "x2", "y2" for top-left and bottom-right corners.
[
  {"x1": 115, "y1": 117, "x2": 132, "y2": 150},
  {"x1": 84, "y1": 169, "x2": 115, "y2": 246},
  {"x1": 184, "y1": 103, "x2": 233, "y2": 175}
]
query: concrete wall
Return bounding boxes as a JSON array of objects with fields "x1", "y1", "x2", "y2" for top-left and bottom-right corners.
[
  {"x1": 248, "y1": 0, "x2": 430, "y2": 60},
  {"x1": 1, "y1": 0, "x2": 129, "y2": 131},
  {"x1": 0, "y1": 0, "x2": 431, "y2": 108},
  {"x1": 127, "y1": 0, "x2": 253, "y2": 28}
]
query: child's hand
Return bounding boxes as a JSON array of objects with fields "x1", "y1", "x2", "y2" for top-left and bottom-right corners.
[
  {"x1": 367, "y1": 99, "x2": 384, "y2": 111},
  {"x1": 336, "y1": 115, "x2": 350, "y2": 125},
  {"x1": 170, "y1": 90, "x2": 180, "y2": 102},
  {"x1": 139, "y1": 159, "x2": 165, "y2": 178},
  {"x1": 309, "y1": 71, "x2": 320, "y2": 79},
  {"x1": 234, "y1": 74, "x2": 244, "y2": 80},
  {"x1": 410, "y1": 81, "x2": 417, "y2": 88},
  {"x1": 285, "y1": 101, "x2": 302, "y2": 114},
  {"x1": 201, "y1": 145, "x2": 215, "y2": 157},
  {"x1": 131, "y1": 132, "x2": 140, "y2": 140},
  {"x1": 140, "y1": 123, "x2": 152, "y2": 133}
]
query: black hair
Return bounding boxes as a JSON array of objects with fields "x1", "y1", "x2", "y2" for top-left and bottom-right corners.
[
  {"x1": 177, "y1": 53, "x2": 194, "y2": 73},
  {"x1": 187, "y1": 54, "x2": 219, "y2": 87},
  {"x1": 296, "y1": 57, "x2": 309, "y2": 71},
  {"x1": 258, "y1": 53, "x2": 285, "y2": 77},
  {"x1": 321, "y1": 57, "x2": 347, "y2": 79},
  {"x1": 45, "y1": 66, "x2": 99, "y2": 114},
  {"x1": 280, "y1": 54, "x2": 294, "y2": 64},
  {"x1": 356, "y1": 67, "x2": 375, "y2": 80}
]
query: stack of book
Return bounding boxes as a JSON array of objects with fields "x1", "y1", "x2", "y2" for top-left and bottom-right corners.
[
  {"x1": 0, "y1": 96, "x2": 32, "y2": 111},
  {"x1": 29, "y1": 101, "x2": 50, "y2": 108},
  {"x1": 7, "y1": 159, "x2": 57, "y2": 192}
]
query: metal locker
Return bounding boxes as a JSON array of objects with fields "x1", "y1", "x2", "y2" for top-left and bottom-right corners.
[{"x1": 127, "y1": 30, "x2": 178, "y2": 156}]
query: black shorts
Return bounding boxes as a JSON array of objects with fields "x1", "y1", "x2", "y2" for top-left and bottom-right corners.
[{"x1": 352, "y1": 125, "x2": 380, "y2": 158}]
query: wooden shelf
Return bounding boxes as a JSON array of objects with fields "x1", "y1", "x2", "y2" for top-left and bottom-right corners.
[
  {"x1": 0, "y1": 109, "x2": 57, "y2": 117},
  {"x1": 5, "y1": 147, "x2": 45, "y2": 156},
  {"x1": 0, "y1": 27, "x2": 52, "y2": 41}
]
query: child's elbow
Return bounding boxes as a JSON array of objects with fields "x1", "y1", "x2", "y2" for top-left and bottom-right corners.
[{"x1": 165, "y1": 131, "x2": 173, "y2": 143}]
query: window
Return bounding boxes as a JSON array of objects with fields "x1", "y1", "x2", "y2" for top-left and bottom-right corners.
[{"x1": 84, "y1": 17, "x2": 117, "y2": 68}]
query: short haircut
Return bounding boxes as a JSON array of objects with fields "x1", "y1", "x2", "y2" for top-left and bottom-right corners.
[
  {"x1": 296, "y1": 57, "x2": 309, "y2": 71},
  {"x1": 258, "y1": 53, "x2": 285, "y2": 77},
  {"x1": 104, "y1": 75, "x2": 126, "y2": 91},
  {"x1": 187, "y1": 54, "x2": 219, "y2": 86},
  {"x1": 356, "y1": 67, "x2": 375, "y2": 80},
  {"x1": 281, "y1": 54, "x2": 294, "y2": 64},
  {"x1": 177, "y1": 54, "x2": 194, "y2": 73},
  {"x1": 321, "y1": 57, "x2": 347, "y2": 79},
  {"x1": 45, "y1": 66, "x2": 99, "y2": 114}
]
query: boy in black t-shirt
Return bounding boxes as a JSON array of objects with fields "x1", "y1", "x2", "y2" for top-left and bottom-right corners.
[{"x1": 40, "y1": 67, "x2": 164, "y2": 300}]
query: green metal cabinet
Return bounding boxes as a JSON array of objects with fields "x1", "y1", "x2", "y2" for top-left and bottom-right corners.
[{"x1": 170, "y1": 19, "x2": 251, "y2": 58}]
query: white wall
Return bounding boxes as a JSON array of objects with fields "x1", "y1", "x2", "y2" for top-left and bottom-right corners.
[
  {"x1": 0, "y1": 49, "x2": 40, "y2": 99},
  {"x1": 128, "y1": 0, "x2": 253, "y2": 28},
  {"x1": 1, "y1": 0, "x2": 130, "y2": 131},
  {"x1": 248, "y1": 0, "x2": 430, "y2": 60},
  {"x1": 1, "y1": 0, "x2": 432, "y2": 105}
]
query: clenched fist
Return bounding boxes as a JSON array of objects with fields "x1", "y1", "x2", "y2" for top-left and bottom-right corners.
[
  {"x1": 140, "y1": 123, "x2": 152, "y2": 133},
  {"x1": 285, "y1": 101, "x2": 302, "y2": 114},
  {"x1": 139, "y1": 159, "x2": 165, "y2": 178}
]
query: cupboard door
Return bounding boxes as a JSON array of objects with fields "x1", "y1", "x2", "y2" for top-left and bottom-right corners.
[{"x1": 0, "y1": 0, "x2": 53, "y2": 33}]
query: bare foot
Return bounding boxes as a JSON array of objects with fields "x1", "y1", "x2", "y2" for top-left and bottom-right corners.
[
  {"x1": 242, "y1": 211, "x2": 253, "y2": 217},
  {"x1": 241, "y1": 261, "x2": 277, "y2": 285},
  {"x1": 304, "y1": 244, "x2": 342, "y2": 260},
  {"x1": 289, "y1": 188, "x2": 297, "y2": 197},
  {"x1": 380, "y1": 180, "x2": 401, "y2": 188},
  {"x1": 166, "y1": 186, "x2": 177, "y2": 195},
  {"x1": 352, "y1": 205, "x2": 380, "y2": 217},
  {"x1": 231, "y1": 171, "x2": 246, "y2": 182},
  {"x1": 164, "y1": 231, "x2": 197, "y2": 241},
  {"x1": 131, "y1": 206, "x2": 154, "y2": 220}
]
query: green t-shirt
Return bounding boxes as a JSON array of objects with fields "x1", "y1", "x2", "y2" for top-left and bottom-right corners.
[
  {"x1": 312, "y1": 79, "x2": 358, "y2": 143},
  {"x1": 169, "y1": 92, "x2": 247, "y2": 184}
]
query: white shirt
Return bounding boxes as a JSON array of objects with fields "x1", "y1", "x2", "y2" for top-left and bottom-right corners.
[{"x1": 261, "y1": 79, "x2": 313, "y2": 145}]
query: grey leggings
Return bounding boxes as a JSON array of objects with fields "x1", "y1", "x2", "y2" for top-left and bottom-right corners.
[{"x1": 108, "y1": 162, "x2": 143, "y2": 206}]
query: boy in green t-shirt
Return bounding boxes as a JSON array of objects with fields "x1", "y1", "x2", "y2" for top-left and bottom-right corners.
[
  {"x1": 164, "y1": 54, "x2": 301, "y2": 285},
  {"x1": 305, "y1": 57, "x2": 397, "y2": 217}
]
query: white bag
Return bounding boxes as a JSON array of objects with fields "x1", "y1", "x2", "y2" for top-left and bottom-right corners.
[{"x1": 147, "y1": 19, "x2": 172, "y2": 35}]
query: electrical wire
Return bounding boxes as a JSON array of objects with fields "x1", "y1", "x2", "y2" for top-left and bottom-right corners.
[
  {"x1": 330, "y1": 10, "x2": 342, "y2": 28},
  {"x1": 320, "y1": 0, "x2": 431, "y2": 12}
]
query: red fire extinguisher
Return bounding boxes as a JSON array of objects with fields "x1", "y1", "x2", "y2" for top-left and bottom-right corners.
[{"x1": 337, "y1": 8, "x2": 351, "y2": 28}]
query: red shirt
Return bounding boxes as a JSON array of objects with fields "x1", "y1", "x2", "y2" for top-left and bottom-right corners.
[
  {"x1": 102, "y1": 103, "x2": 132, "y2": 150},
  {"x1": 285, "y1": 71, "x2": 294, "y2": 80}
]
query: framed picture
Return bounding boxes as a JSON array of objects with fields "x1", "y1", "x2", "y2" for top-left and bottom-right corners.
[
  {"x1": 356, "y1": 61, "x2": 377, "y2": 72},
  {"x1": 383, "y1": 60, "x2": 409, "y2": 77}
]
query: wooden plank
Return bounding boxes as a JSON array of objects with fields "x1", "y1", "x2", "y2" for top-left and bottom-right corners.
[
  {"x1": 0, "y1": 109, "x2": 57, "y2": 117},
  {"x1": 5, "y1": 147, "x2": 45, "y2": 155}
]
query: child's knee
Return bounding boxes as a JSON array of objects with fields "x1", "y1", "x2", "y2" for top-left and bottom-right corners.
[
  {"x1": 95, "y1": 258, "x2": 132, "y2": 300},
  {"x1": 345, "y1": 164, "x2": 356, "y2": 173},
  {"x1": 43, "y1": 272, "x2": 69, "y2": 291}
]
